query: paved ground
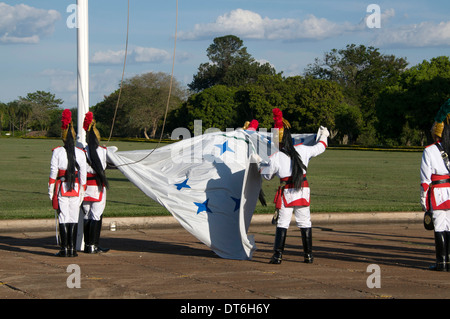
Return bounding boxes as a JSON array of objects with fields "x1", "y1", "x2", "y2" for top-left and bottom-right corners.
[{"x1": 0, "y1": 213, "x2": 448, "y2": 311}]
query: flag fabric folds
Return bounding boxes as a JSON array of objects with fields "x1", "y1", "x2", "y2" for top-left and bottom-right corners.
[{"x1": 106, "y1": 128, "x2": 316, "y2": 260}]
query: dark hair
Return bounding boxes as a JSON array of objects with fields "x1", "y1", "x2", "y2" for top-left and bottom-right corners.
[
  {"x1": 441, "y1": 122, "x2": 450, "y2": 156},
  {"x1": 63, "y1": 124, "x2": 80, "y2": 191},
  {"x1": 280, "y1": 129, "x2": 307, "y2": 189},
  {"x1": 87, "y1": 131, "x2": 109, "y2": 189}
]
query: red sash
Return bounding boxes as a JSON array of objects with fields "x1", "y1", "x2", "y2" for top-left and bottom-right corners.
[
  {"x1": 84, "y1": 173, "x2": 104, "y2": 202},
  {"x1": 428, "y1": 174, "x2": 450, "y2": 210},
  {"x1": 51, "y1": 170, "x2": 80, "y2": 209},
  {"x1": 274, "y1": 176, "x2": 309, "y2": 209}
]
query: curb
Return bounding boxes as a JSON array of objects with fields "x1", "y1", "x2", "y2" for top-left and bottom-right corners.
[{"x1": 0, "y1": 212, "x2": 423, "y2": 233}]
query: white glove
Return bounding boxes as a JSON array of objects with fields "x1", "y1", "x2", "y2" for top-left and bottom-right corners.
[
  {"x1": 420, "y1": 189, "x2": 428, "y2": 212},
  {"x1": 48, "y1": 183, "x2": 55, "y2": 200},
  {"x1": 316, "y1": 126, "x2": 329, "y2": 143}
]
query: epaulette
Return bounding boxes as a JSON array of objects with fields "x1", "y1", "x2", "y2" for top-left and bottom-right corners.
[{"x1": 425, "y1": 142, "x2": 438, "y2": 149}]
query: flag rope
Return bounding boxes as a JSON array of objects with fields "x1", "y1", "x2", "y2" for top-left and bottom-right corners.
[
  {"x1": 105, "y1": 0, "x2": 130, "y2": 145},
  {"x1": 106, "y1": 0, "x2": 179, "y2": 168}
]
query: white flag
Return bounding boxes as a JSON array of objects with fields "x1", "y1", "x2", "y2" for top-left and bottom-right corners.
[{"x1": 106, "y1": 129, "x2": 316, "y2": 260}]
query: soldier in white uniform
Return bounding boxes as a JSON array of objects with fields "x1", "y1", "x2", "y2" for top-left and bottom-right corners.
[
  {"x1": 82, "y1": 112, "x2": 110, "y2": 253},
  {"x1": 420, "y1": 99, "x2": 450, "y2": 271},
  {"x1": 48, "y1": 109, "x2": 87, "y2": 257},
  {"x1": 260, "y1": 108, "x2": 329, "y2": 264}
]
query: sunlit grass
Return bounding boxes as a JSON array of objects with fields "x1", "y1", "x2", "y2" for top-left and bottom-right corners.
[{"x1": 0, "y1": 137, "x2": 423, "y2": 220}]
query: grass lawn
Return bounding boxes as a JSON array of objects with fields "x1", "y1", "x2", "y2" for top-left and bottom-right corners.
[{"x1": 0, "y1": 137, "x2": 423, "y2": 220}]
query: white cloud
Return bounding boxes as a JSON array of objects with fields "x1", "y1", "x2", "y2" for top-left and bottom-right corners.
[
  {"x1": 91, "y1": 46, "x2": 171, "y2": 64},
  {"x1": 90, "y1": 69, "x2": 120, "y2": 94},
  {"x1": 91, "y1": 49, "x2": 126, "y2": 64},
  {"x1": 41, "y1": 68, "x2": 124, "y2": 106},
  {"x1": 91, "y1": 46, "x2": 191, "y2": 65},
  {"x1": 363, "y1": 7, "x2": 450, "y2": 48},
  {"x1": 0, "y1": 34, "x2": 40, "y2": 44},
  {"x1": 372, "y1": 20, "x2": 450, "y2": 48},
  {"x1": 255, "y1": 58, "x2": 274, "y2": 68},
  {"x1": 178, "y1": 9, "x2": 360, "y2": 41},
  {"x1": 382, "y1": 8, "x2": 396, "y2": 22},
  {"x1": 133, "y1": 47, "x2": 171, "y2": 63},
  {"x1": 0, "y1": 3, "x2": 60, "y2": 44},
  {"x1": 41, "y1": 69, "x2": 76, "y2": 93},
  {"x1": 41, "y1": 68, "x2": 119, "y2": 94}
]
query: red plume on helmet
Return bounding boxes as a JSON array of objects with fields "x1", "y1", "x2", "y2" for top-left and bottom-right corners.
[
  {"x1": 272, "y1": 108, "x2": 284, "y2": 129},
  {"x1": 272, "y1": 108, "x2": 291, "y2": 145},
  {"x1": 83, "y1": 111, "x2": 94, "y2": 131},
  {"x1": 61, "y1": 109, "x2": 72, "y2": 130},
  {"x1": 248, "y1": 119, "x2": 259, "y2": 131}
]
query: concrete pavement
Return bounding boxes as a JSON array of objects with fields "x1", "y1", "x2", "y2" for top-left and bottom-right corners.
[{"x1": 0, "y1": 212, "x2": 449, "y2": 315}]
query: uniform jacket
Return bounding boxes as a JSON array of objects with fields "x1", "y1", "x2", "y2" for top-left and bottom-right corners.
[
  {"x1": 49, "y1": 146, "x2": 87, "y2": 208},
  {"x1": 260, "y1": 140, "x2": 327, "y2": 207},
  {"x1": 421, "y1": 142, "x2": 450, "y2": 211}
]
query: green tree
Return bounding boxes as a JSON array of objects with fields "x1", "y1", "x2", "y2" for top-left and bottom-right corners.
[
  {"x1": 285, "y1": 76, "x2": 342, "y2": 133},
  {"x1": 92, "y1": 72, "x2": 186, "y2": 139},
  {"x1": 124, "y1": 72, "x2": 186, "y2": 138},
  {"x1": 0, "y1": 102, "x2": 6, "y2": 133},
  {"x1": 16, "y1": 103, "x2": 33, "y2": 134},
  {"x1": 18, "y1": 91, "x2": 63, "y2": 131},
  {"x1": 376, "y1": 56, "x2": 450, "y2": 145},
  {"x1": 305, "y1": 44, "x2": 408, "y2": 144},
  {"x1": 189, "y1": 35, "x2": 277, "y2": 92},
  {"x1": 334, "y1": 103, "x2": 363, "y2": 144},
  {"x1": 46, "y1": 108, "x2": 64, "y2": 137},
  {"x1": 235, "y1": 74, "x2": 286, "y2": 129},
  {"x1": 6, "y1": 101, "x2": 18, "y2": 136},
  {"x1": 172, "y1": 85, "x2": 239, "y2": 133},
  {"x1": 235, "y1": 75, "x2": 343, "y2": 134},
  {"x1": 169, "y1": 74, "x2": 345, "y2": 139}
]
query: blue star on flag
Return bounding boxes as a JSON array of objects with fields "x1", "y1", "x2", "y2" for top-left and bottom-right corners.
[
  {"x1": 215, "y1": 140, "x2": 234, "y2": 155},
  {"x1": 231, "y1": 196, "x2": 241, "y2": 212},
  {"x1": 194, "y1": 199, "x2": 212, "y2": 214},
  {"x1": 175, "y1": 178, "x2": 191, "y2": 191}
]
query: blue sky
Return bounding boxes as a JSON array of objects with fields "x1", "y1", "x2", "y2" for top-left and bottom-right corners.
[{"x1": 1, "y1": 0, "x2": 449, "y2": 108}]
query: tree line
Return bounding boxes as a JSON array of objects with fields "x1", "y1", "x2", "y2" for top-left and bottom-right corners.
[
  {"x1": 0, "y1": 91, "x2": 63, "y2": 137},
  {"x1": 2, "y1": 35, "x2": 450, "y2": 146}
]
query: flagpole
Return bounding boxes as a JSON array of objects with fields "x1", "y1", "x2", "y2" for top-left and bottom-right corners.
[
  {"x1": 76, "y1": 0, "x2": 89, "y2": 251},
  {"x1": 77, "y1": 0, "x2": 89, "y2": 148}
]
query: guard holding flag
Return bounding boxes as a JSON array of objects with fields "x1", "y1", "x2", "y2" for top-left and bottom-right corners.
[
  {"x1": 82, "y1": 112, "x2": 110, "y2": 254},
  {"x1": 260, "y1": 108, "x2": 329, "y2": 264},
  {"x1": 48, "y1": 109, "x2": 87, "y2": 257}
]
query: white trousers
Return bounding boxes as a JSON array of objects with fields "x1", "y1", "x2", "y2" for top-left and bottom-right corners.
[
  {"x1": 82, "y1": 192, "x2": 106, "y2": 221},
  {"x1": 58, "y1": 195, "x2": 82, "y2": 224},
  {"x1": 277, "y1": 204, "x2": 311, "y2": 229},
  {"x1": 432, "y1": 209, "x2": 450, "y2": 232}
]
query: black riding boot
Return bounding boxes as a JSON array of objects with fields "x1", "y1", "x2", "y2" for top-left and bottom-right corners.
[
  {"x1": 94, "y1": 217, "x2": 110, "y2": 253},
  {"x1": 86, "y1": 218, "x2": 109, "y2": 253},
  {"x1": 301, "y1": 227, "x2": 314, "y2": 263},
  {"x1": 446, "y1": 231, "x2": 450, "y2": 272},
  {"x1": 56, "y1": 223, "x2": 68, "y2": 257},
  {"x1": 86, "y1": 219, "x2": 99, "y2": 253},
  {"x1": 269, "y1": 227, "x2": 287, "y2": 264},
  {"x1": 67, "y1": 223, "x2": 78, "y2": 257},
  {"x1": 83, "y1": 219, "x2": 91, "y2": 253},
  {"x1": 430, "y1": 231, "x2": 446, "y2": 271}
]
